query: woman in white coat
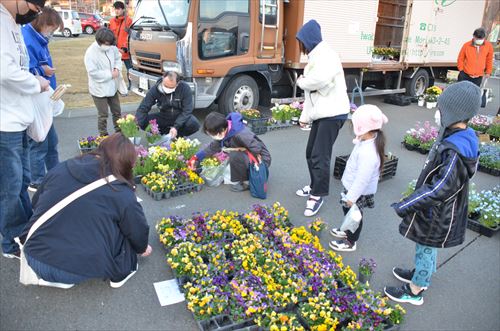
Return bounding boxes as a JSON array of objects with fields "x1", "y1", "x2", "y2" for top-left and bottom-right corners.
[
  {"x1": 295, "y1": 20, "x2": 350, "y2": 217},
  {"x1": 84, "y1": 28, "x2": 122, "y2": 136}
]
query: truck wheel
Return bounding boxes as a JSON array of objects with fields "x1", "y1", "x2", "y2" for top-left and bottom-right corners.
[
  {"x1": 405, "y1": 69, "x2": 429, "y2": 96},
  {"x1": 85, "y1": 26, "x2": 94, "y2": 34},
  {"x1": 218, "y1": 75, "x2": 259, "y2": 115},
  {"x1": 63, "y1": 28, "x2": 72, "y2": 38}
]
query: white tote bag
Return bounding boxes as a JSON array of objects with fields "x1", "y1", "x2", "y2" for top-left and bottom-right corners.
[
  {"x1": 340, "y1": 204, "x2": 362, "y2": 233},
  {"x1": 15, "y1": 175, "x2": 116, "y2": 286},
  {"x1": 28, "y1": 88, "x2": 55, "y2": 142},
  {"x1": 116, "y1": 71, "x2": 128, "y2": 96}
]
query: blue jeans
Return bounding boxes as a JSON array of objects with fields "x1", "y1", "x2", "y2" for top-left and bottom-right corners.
[
  {"x1": 26, "y1": 253, "x2": 87, "y2": 284},
  {"x1": 29, "y1": 124, "x2": 59, "y2": 184},
  {"x1": 412, "y1": 243, "x2": 437, "y2": 288},
  {"x1": 0, "y1": 131, "x2": 32, "y2": 254}
]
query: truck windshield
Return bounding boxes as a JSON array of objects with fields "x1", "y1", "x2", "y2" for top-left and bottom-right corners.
[{"x1": 133, "y1": 0, "x2": 189, "y2": 28}]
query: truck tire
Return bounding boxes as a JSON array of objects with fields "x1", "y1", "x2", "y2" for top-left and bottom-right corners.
[
  {"x1": 405, "y1": 69, "x2": 429, "y2": 96},
  {"x1": 218, "y1": 75, "x2": 259, "y2": 115}
]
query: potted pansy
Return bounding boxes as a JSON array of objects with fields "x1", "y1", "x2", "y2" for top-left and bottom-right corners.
[
  {"x1": 78, "y1": 134, "x2": 106, "y2": 154},
  {"x1": 307, "y1": 217, "x2": 327, "y2": 239},
  {"x1": 469, "y1": 114, "x2": 491, "y2": 133},
  {"x1": 290, "y1": 101, "x2": 303, "y2": 125},
  {"x1": 117, "y1": 114, "x2": 140, "y2": 144},
  {"x1": 358, "y1": 257, "x2": 376, "y2": 284}
]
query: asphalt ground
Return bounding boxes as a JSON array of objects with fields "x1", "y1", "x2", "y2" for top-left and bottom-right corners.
[{"x1": 1, "y1": 80, "x2": 499, "y2": 331}]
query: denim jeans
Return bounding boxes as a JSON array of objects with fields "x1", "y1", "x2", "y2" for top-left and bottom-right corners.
[
  {"x1": 0, "y1": 131, "x2": 32, "y2": 254},
  {"x1": 412, "y1": 243, "x2": 437, "y2": 288},
  {"x1": 26, "y1": 253, "x2": 87, "y2": 284},
  {"x1": 29, "y1": 124, "x2": 59, "y2": 185}
]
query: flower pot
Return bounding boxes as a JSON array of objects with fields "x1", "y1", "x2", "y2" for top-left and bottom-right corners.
[
  {"x1": 426, "y1": 101, "x2": 437, "y2": 109},
  {"x1": 129, "y1": 136, "x2": 141, "y2": 145},
  {"x1": 358, "y1": 272, "x2": 372, "y2": 284},
  {"x1": 417, "y1": 100, "x2": 425, "y2": 107},
  {"x1": 291, "y1": 116, "x2": 299, "y2": 125},
  {"x1": 311, "y1": 230, "x2": 322, "y2": 239}
]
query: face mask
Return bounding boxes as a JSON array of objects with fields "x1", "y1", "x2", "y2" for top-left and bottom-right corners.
[
  {"x1": 434, "y1": 110, "x2": 441, "y2": 127},
  {"x1": 43, "y1": 31, "x2": 54, "y2": 40},
  {"x1": 210, "y1": 133, "x2": 225, "y2": 141},
  {"x1": 162, "y1": 85, "x2": 176, "y2": 94},
  {"x1": 99, "y1": 45, "x2": 111, "y2": 52},
  {"x1": 15, "y1": 2, "x2": 39, "y2": 25},
  {"x1": 474, "y1": 39, "x2": 484, "y2": 45}
]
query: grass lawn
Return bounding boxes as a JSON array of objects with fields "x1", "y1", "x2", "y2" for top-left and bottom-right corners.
[{"x1": 49, "y1": 36, "x2": 142, "y2": 109}]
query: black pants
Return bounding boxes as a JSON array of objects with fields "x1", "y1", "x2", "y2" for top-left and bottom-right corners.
[
  {"x1": 229, "y1": 152, "x2": 270, "y2": 182},
  {"x1": 343, "y1": 206, "x2": 364, "y2": 243},
  {"x1": 92, "y1": 93, "x2": 121, "y2": 136},
  {"x1": 458, "y1": 71, "x2": 482, "y2": 87},
  {"x1": 146, "y1": 113, "x2": 200, "y2": 137},
  {"x1": 306, "y1": 117, "x2": 345, "y2": 196}
]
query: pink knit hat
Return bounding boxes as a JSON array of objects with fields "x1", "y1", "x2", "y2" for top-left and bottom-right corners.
[{"x1": 352, "y1": 104, "x2": 388, "y2": 136}]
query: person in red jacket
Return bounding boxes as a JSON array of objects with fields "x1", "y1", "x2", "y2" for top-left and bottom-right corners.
[
  {"x1": 109, "y1": 1, "x2": 132, "y2": 89},
  {"x1": 457, "y1": 27, "x2": 494, "y2": 87}
]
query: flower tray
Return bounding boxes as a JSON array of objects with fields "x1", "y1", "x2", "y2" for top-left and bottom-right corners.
[
  {"x1": 197, "y1": 315, "x2": 255, "y2": 331},
  {"x1": 466, "y1": 218, "x2": 500, "y2": 237},
  {"x1": 142, "y1": 182, "x2": 203, "y2": 200},
  {"x1": 134, "y1": 175, "x2": 143, "y2": 184},
  {"x1": 77, "y1": 141, "x2": 97, "y2": 155},
  {"x1": 333, "y1": 155, "x2": 398, "y2": 182},
  {"x1": 477, "y1": 164, "x2": 500, "y2": 177},
  {"x1": 243, "y1": 117, "x2": 269, "y2": 136},
  {"x1": 401, "y1": 142, "x2": 429, "y2": 154},
  {"x1": 176, "y1": 275, "x2": 191, "y2": 293},
  {"x1": 268, "y1": 122, "x2": 294, "y2": 131}
]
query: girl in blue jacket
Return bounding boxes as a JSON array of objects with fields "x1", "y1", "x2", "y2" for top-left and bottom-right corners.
[{"x1": 22, "y1": 7, "x2": 63, "y2": 192}]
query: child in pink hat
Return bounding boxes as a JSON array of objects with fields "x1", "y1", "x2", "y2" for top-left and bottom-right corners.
[{"x1": 330, "y1": 105, "x2": 388, "y2": 252}]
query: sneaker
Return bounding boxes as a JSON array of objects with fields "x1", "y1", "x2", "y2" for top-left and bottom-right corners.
[
  {"x1": 28, "y1": 183, "x2": 39, "y2": 192},
  {"x1": 230, "y1": 182, "x2": 249, "y2": 192},
  {"x1": 384, "y1": 283, "x2": 424, "y2": 306},
  {"x1": 38, "y1": 278, "x2": 74, "y2": 289},
  {"x1": 300, "y1": 124, "x2": 312, "y2": 131},
  {"x1": 329, "y1": 239, "x2": 356, "y2": 252},
  {"x1": 110, "y1": 265, "x2": 138, "y2": 288},
  {"x1": 2, "y1": 251, "x2": 20, "y2": 260},
  {"x1": 295, "y1": 185, "x2": 311, "y2": 197},
  {"x1": 392, "y1": 267, "x2": 428, "y2": 290},
  {"x1": 304, "y1": 196, "x2": 323, "y2": 216},
  {"x1": 330, "y1": 228, "x2": 347, "y2": 239}
]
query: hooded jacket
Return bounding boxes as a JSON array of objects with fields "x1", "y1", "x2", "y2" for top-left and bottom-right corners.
[
  {"x1": 109, "y1": 15, "x2": 132, "y2": 60},
  {"x1": 22, "y1": 23, "x2": 57, "y2": 89},
  {"x1": 195, "y1": 112, "x2": 271, "y2": 167},
  {"x1": 296, "y1": 20, "x2": 350, "y2": 123},
  {"x1": 136, "y1": 79, "x2": 194, "y2": 130},
  {"x1": 21, "y1": 154, "x2": 149, "y2": 281},
  {"x1": 84, "y1": 41, "x2": 122, "y2": 97},
  {"x1": 0, "y1": 3, "x2": 41, "y2": 132},
  {"x1": 393, "y1": 128, "x2": 479, "y2": 248}
]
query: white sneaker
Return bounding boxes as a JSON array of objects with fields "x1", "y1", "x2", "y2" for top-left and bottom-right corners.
[
  {"x1": 296, "y1": 185, "x2": 311, "y2": 197},
  {"x1": 304, "y1": 197, "x2": 323, "y2": 217},
  {"x1": 329, "y1": 240, "x2": 356, "y2": 252},
  {"x1": 330, "y1": 228, "x2": 347, "y2": 239},
  {"x1": 38, "y1": 278, "x2": 74, "y2": 289},
  {"x1": 110, "y1": 264, "x2": 138, "y2": 288}
]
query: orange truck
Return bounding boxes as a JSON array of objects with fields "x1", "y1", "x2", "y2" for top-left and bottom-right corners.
[{"x1": 128, "y1": 0, "x2": 497, "y2": 113}]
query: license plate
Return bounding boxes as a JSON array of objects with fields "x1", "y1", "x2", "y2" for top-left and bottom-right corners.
[{"x1": 139, "y1": 76, "x2": 148, "y2": 90}]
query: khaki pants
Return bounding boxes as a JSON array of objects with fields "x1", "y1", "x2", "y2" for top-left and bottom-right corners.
[{"x1": 92, "y1": 93, "x2": 121, "y2": 136}]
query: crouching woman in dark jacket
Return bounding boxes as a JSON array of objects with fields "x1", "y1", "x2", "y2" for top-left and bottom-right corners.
[
  {"x1": 19, "y1": 133, "x2": 151, "y2": 289},
  {"x1": 188, "y1": 112, "x2": 271, "y2": 192}
]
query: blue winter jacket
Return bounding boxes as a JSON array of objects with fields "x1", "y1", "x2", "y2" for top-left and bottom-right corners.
[{"x1": 22, "y1": 24, "x2": 56, "y2": 89}]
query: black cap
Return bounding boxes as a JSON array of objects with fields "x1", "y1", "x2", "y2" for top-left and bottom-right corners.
[
  {"x1": 26, "y1": 0, "x2": 46, "y2": 8},
  {"x1": 113, "y1": 1, "x2": 125, "y2": 9}
]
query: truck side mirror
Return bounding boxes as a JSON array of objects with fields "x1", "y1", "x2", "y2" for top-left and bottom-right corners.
[{"x1": 240, "y1": 33, "x2": 249, "y2": 52}]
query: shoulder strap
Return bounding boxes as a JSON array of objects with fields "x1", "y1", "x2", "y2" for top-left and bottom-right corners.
[{"x1": 25, "y1": 175, "x2": 117, "y2": 243}]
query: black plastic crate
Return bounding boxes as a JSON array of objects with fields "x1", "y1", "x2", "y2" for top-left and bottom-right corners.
[
  {"x1": 466, "y1": 218, "x2": 500, "y2": 237},
  {"x1": 333, "y1": 155, "x2": 398, "y2": 182},
  {"x1": 197, "y1": 315, "x2": 254, "y2": 331},
  {"x1": 243, "y1": 117, "x2": 268, "y2": 135},
  {"x1": 384, "y1": 94, "x2": 412, "y2": 106}
]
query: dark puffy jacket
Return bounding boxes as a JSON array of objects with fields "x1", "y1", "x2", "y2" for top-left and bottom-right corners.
[
  {"x1": 136, "y1": 79, "x2": 193, "y2": 130},
  {"x1": 195, "y1": 112, "x2": 271, "y2": 167},
  {"x1": 20, "y1": 155, "x2": 149, "y2": 281},
  {"x1": 393, "y1": 128, "x2": 479, "y2": 248}
]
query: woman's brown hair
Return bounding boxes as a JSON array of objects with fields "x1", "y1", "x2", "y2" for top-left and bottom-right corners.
[
  {"x1": 372, "y1": 130, "x2": 386, "y2": 172},
  {"x1": 93, "y1": 133, "x2": 137, "y2": 188},
  {"x1": 31, "y1": 7, "x2": 64, "y2": 33}
]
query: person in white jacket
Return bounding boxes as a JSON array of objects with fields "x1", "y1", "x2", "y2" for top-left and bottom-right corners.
[
  {"x1": 294, "y1": 19, "x2": 350, "y2": 217},
  {"x1": 330, "y1": 105, "x2": 388, "y2": 252},
  {"x1": 84, "y1": 28, "x2": 123, "y2": 136},
  {"x1": 0, "y1": 0, "x2": 50, "y2": 259}
]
